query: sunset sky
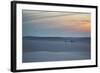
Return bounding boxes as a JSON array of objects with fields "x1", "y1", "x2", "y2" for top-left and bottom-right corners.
[{"x1": 22, "y1": 10, "x2": 91, "y2": 37}]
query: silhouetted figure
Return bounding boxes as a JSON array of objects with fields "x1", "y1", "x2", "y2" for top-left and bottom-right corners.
[{"x1": 64, "y1": 39, "x2": 74, "y2": 49}]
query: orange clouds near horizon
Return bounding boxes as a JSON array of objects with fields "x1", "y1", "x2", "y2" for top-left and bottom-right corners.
[{"x1": 52, "y1": 13, "x2": 91, "y2": 33}]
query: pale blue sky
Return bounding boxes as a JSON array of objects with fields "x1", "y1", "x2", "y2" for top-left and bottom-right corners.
[{"x1": 22, "y1": 10, "x2": 91, "y2": 37}]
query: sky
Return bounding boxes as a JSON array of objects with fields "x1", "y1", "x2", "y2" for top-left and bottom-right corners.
[{"x1": 22, "y1": 10, "x2": 91, "y2": 37}]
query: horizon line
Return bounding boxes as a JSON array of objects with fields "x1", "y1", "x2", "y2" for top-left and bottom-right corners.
[{"x1": 23, "y1": 36, "x2": 90, "y2": 38}]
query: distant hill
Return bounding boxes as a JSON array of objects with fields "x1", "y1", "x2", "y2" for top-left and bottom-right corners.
[{"x1": 23, "y1": 36, "x2": 90, "y2": 41}]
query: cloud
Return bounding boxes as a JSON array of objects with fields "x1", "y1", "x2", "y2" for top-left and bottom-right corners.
[{"x1": 23, "y1": 10, "x2": 91, "y2": 37}]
